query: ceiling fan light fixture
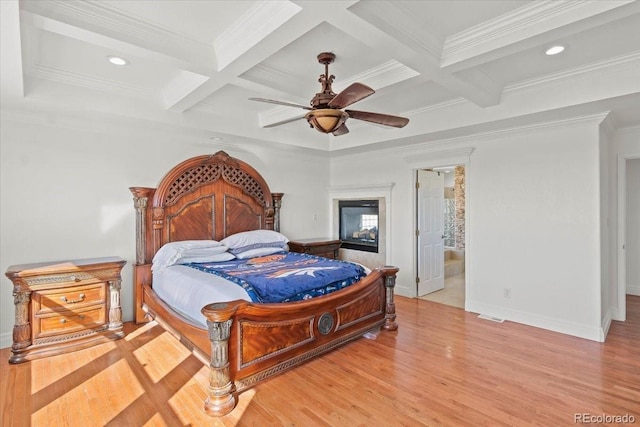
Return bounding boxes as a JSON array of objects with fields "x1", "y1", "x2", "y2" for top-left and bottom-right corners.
[{"x1": 305, "y1": 109, "x2": 348, "y2": 134}]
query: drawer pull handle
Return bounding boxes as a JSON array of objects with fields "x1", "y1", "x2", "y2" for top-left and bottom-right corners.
[
  {"x1": 60, "y1": 319, "x2": 66, "y2": 324},
  {"x1": 69, "y1": 275, "x2": 81, "y2": 282},
  {"x1": 60, "y1": 293, "x2": 85, "y2": 304}
]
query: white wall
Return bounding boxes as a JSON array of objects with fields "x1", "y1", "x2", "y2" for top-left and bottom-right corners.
[
  {"x1": 626, "y1": 158, "x2": 640, "y2": 295},
  {"x1": 331, "y1": 114, "x2": 608, "y2": 341},
  {"x1": 0, "y1": 110, "x2": 331, "y2": 349}
]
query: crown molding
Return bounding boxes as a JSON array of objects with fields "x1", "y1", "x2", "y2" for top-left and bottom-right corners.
[
  {"x1": 334, "y1": 60, "x2": 419, "y2": 93},
  {"x1": 0, "y1": 104, "x2": 330, "y2": 158},
  {"x1": 22, "y1": 0, "x2": 214, "y2": 65},
  {"x1": 327, "y1": 183, "x2": 396, "y2": 196},
  {"x1": 403, "y1": 147, "x2": 475, "y2": 166},
  {"x1": 505, "y1": 52, "x2": 640, "y2": 92},
  {"x1": 406, "y1": 97, "x2": 466, "y2": 117},
  {"x1": 214, "y1": 1, "x2": 301, "y2": 71},
  {"x1": 29, "y1": 64, "x2": 154, "y2": 98},
  {"x1": 331, "y1": 111, "x2": 612, "y2": 162},
  {"x1": 443, "y1": 1, "x2": 574, "y2": 58},
  {"x1": 441, "y1": 0, "x2": 636, "y2": 68},
  {"x1": 242, "y1": 63, "x2": 300, "y2": 91},
  {"x1": 406, "y1": 52, "x2": 639, "y2": 118},
  {"x1": 349, "y1": 0, "x2": 443, "y2": 62},
  {"x1": 600, "y1": 112, "x2": 617, "y2": 138}
]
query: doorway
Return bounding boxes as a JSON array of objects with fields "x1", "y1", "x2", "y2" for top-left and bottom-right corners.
[
  {"x1": 417, "y1": 165, "x2": 466, "y2": 309},
  {"x1": 619, "y1": 157, "x2": 640, "y2": 320}
]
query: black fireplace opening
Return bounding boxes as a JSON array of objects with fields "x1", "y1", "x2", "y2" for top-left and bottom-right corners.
[{"x1": 339, "y1": 200, "x2": 379, "y2": 253}]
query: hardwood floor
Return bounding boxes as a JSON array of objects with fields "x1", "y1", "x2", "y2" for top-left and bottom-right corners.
[{"x1": 2, "y1": 296, "x2": 639, "y2": 426}]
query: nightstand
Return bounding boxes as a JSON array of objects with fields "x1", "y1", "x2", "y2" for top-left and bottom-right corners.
[
  {"x1": 288, "y1": 238, "x2": 342, "y2": 260},
  {"x1": 5, "y1": 256, "x2": 126, "y2": 364}
]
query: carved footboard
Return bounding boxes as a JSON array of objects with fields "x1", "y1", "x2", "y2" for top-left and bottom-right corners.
[{"x1": 201, "y1": 266, "x2": 398, "y2": 417}]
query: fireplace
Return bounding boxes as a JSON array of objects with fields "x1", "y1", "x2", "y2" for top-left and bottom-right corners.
[{"x1": 338, "y1": 200, "x2": 379, "y2": 253}]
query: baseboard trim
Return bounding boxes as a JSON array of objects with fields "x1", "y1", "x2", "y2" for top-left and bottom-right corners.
[
  {"x1": 466, "y1": 299, "x2": 602, "y2": 342},
  {"x1": 627, "y1": 284, "x2": 640, "y2": 296},
  {"x1": 600, "y1": 309, "x2": 613, "y2": 341}
]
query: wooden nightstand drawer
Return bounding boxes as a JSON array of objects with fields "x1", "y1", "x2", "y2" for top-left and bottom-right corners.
[
  {"x1": 5, "y1": 256, "x2": 126, "y2": 364},
  {"x1": 34, "y1": 283, "x2": 106, "y2": 314},
  {"x1": 36, "y1": 305, "x2": 106, "y2": 337}
]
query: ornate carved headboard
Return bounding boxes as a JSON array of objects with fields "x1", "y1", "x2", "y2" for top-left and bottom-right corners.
[{"x1": 130, "y1": 151, "x2": 283, "y2": 265}]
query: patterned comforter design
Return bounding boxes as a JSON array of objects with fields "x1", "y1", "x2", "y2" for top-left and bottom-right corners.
[{"x1": 184, "y1": 252, "x2": 366, "y2": 303}]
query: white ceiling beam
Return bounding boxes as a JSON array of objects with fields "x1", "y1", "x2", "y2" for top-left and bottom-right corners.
[
  {"x1": 166, "y1": 1, "x2": 346, "y2": 113},
  {"x1": 214, "y1": 1, "x2": 302, "y2": 71},
  {"x1": 162, "y1": 71, "x2": 211, "y2": 110},
  {"x1": 330, "y1": 2, "x2": 502, "y2": 107},
  {"x1": 441, "y1": 0, "x2": 640, "y2": 72}
]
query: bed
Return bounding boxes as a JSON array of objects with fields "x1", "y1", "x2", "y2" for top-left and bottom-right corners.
[{"x1": 129, "y1": 150, "x2": 399, "y2": 416}]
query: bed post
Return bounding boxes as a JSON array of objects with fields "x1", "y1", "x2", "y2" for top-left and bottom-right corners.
[
  {"x1": 201, "y1": 301, "x2": 243, "y2": 417},
  {"x1": 130, "y1": 187, "x2": 155, "y2": 324},
  {"x1": 272, "y1": 193, "x2": 284, "y2": 232},
  {"x1": 379, "y1": 266, "x2": 399, "y2": 331},
  {"x1": 129, "y1": 187, "x2": 155, "y2": 264}
]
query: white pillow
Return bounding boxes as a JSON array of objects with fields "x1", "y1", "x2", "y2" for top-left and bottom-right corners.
[
  {"x1": 235, "y1": 247, "x2": 285, "y2": 260},
  {"x1": 152, "y1": 240, "x2": 226, "y2": 271},
  {"x1": 221, "y1": 230, "x2": 289, "y2": 257},
  {"x1": 178, "y1": 251, "x2": 236, "y2": 264}
]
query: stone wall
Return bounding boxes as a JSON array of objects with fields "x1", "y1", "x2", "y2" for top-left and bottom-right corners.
[{"x1": 454, "y1": 166, "x2": 465, "y2": 249}]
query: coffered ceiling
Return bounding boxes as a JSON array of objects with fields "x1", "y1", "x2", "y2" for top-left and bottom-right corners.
[{"x1": 2, "y1": 0, "x2": 639, "y2": 152}]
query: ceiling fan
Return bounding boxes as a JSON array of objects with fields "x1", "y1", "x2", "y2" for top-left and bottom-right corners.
[{"x1": 249, "y1": 52, "x2": 409, "y2": 136}]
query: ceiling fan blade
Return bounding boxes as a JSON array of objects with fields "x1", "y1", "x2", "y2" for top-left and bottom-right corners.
[
  {"x1": 345, "y1": 110, "x2": 409, "y2": 128},
  {"x1": 263, "y1": 115, "x2": 306, "y2": 128},
  {"x1": 328, "y1": 83, "x2": 375, "y2": 109},
  {"x1": 332, "y1": 123, "x2": 349, "y2": 136},
  {"x1": 249, "y1": 98, "x2": 312, "y2": 110}
]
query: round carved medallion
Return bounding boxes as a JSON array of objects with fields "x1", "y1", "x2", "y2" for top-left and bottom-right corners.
[{"x1": 318, "y1": 312, "x2": 334, "y2": 335}]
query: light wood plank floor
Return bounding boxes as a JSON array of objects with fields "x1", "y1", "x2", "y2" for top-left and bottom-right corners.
[{"x1": 2, "y1": 296, "x2": 639, "y2": 426}]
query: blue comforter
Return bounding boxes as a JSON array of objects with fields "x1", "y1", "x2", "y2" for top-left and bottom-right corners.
[{"x1": 184, "y1": 252, "x2": 366, "y2": 303}]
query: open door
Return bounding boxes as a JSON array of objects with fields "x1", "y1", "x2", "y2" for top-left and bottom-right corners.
[{"x1": 417, "y1": 170, "x2": 445, "y2": 295}]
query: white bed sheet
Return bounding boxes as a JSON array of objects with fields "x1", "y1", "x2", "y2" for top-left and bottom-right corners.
[{"x1": 153, "y1": 265, "x2": 252, "y2": 329}]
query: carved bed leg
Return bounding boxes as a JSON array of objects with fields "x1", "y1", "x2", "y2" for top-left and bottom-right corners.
[
  {"x1": 380, "y1": 266, "x2": 399, "y2": 331},
  {"x1": 203, "y1": 318, "x2": 236, "y2": 416}
]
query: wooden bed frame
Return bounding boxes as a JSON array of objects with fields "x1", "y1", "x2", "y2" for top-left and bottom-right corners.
[{"x1": 129, "y1": 150, "x2": 398, "y2": 417}]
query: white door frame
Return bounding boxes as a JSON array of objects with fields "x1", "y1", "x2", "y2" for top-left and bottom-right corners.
[
  {"x1": 410, "y1": 148, "x2": 474, "y2": 307},
  {"x1": 616, "y1": 153, "x2": 640, "y2": 321}
]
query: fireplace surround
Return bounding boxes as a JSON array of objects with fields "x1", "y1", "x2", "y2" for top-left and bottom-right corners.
[{"x1": 330, "y1": 183, "x2": 393, "y2": 270}]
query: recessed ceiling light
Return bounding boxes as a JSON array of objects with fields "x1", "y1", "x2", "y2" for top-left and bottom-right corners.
[
  {"x1": 210, "y1": 136, "x2": 224, "y2": 141},
  {"x1": 107, "y1": 56, "x2": 129, "y2": 66},
  {"x1": 545, "y1": 45, "x2": 565, "y2": 56}
]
